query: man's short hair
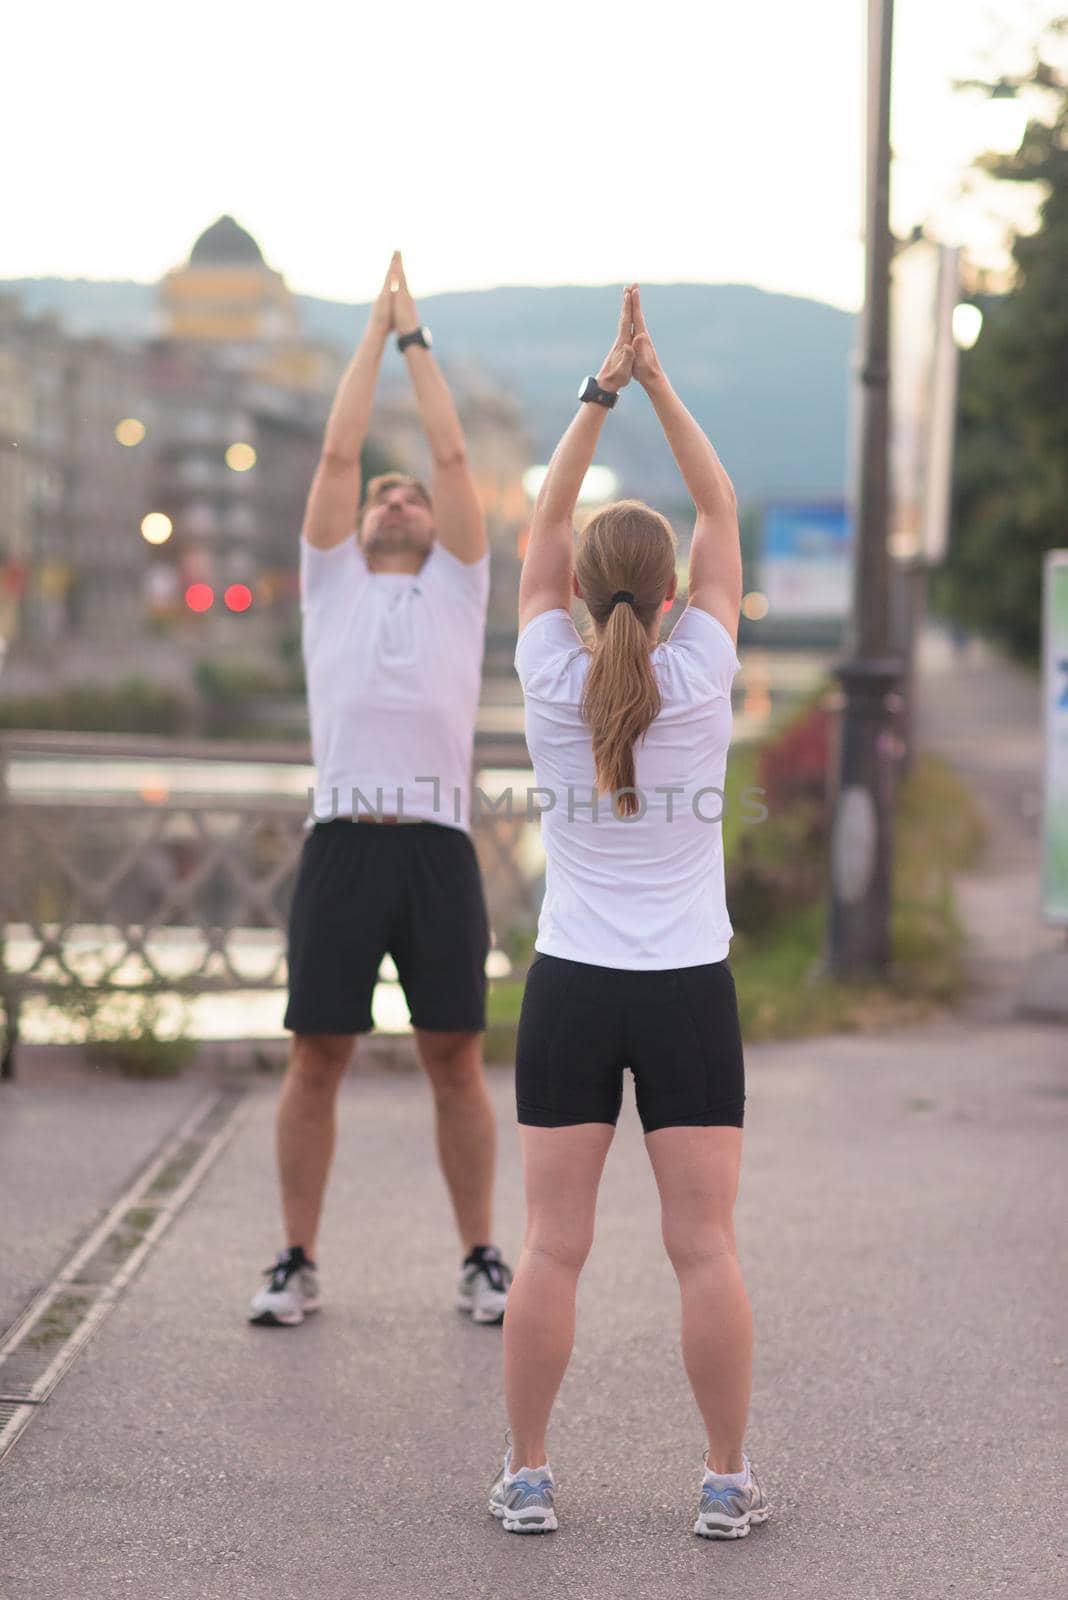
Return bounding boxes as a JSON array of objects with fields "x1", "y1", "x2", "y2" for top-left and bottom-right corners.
[{"x1": 360, "y1": 472, "x2": 433, "y2": 525}]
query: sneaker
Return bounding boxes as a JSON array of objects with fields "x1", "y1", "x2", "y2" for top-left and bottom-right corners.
[
  {"x1": 488, "y1": 1439, "x2": 558, "y2": 1534},
  {"x1": 456, "y1": 1244, "x2": 512, "y2": 1325},
  {"x1": 249, "y1": 1246, "x2": 321, "y2": 1327},
  {"x1": 693, "y1": 1451, "x2": 770, "y2": 1539}
]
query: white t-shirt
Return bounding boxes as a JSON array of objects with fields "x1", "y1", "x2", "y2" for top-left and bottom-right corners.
[
  {"x1": 301, "y1": 535, "x2": 490, "y2": 833},
  {"x1": 514, "y1": 604, "x2": 741, "y2": 969}
]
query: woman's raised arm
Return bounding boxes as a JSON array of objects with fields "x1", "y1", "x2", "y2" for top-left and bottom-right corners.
[
  {"x1": 517, "y1": 286, "x2": 635, "y2": 633},
  {"x1": 631, "y1": 287, "x2": 742, "y2": 642}
]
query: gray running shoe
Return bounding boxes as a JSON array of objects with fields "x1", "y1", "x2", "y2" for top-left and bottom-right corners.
[
  {"x1": 693, "y1": 1452, "x2": 770, "y2": 1539},
  {"x1": 488, "y1": 1439, "x2": 558, "y2": 1533},
  {"x1": 456, "y1": 1244, "x2": 512, "y2": 1325},
  {"x1": 249, "y1": 1247, "x2": 321, "y2": 1327}
]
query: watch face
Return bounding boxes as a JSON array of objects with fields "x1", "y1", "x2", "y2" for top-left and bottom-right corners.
[
  {"x1": 421, "y1": 326, "x2": 433, "y2": 348},
  {"x1": 578, "y1": 376, "x2": 593, "y2": 400}
]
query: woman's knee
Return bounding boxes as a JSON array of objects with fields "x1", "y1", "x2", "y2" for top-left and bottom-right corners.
[
  {"x1": 662, "y1": 1219, "x2": 737, "y2": 1275},
  {"x1": 525, "y1": 1226, "x2": 594, "y2": 1276}
]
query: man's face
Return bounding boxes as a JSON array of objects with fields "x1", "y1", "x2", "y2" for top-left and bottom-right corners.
[{"x1": 360, "y1": 483, "x2": 435, "y2": 560}]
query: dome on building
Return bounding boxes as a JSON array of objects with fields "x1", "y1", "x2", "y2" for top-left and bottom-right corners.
[{"x1": 189, "y1": 215, "x2": 265, "y2": 267}]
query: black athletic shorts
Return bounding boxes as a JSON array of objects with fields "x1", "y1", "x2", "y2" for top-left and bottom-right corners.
[
  {"x1": 284, "y1": 819, "x2": 490, "y2": 1035},
  {"x1": 514, "y1": 953, "x2": 745, "y2": 1134}
]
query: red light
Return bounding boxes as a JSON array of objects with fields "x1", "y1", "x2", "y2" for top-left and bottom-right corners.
[
  {"x1": 224, "y1": 583, "x2": 253, "y2": 613},
  {"x1": 185, "y1": 582, "x2": 214, "y2": 612}
]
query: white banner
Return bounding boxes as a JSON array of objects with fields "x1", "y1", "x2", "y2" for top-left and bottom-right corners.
[{"x1": 1041, "y1": 551, "x2": 1068, "y2": 924}]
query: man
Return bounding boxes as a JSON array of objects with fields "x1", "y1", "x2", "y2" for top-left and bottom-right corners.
[{"x1": 250, "y1": 254, "x2": 512, "y2": 1328}]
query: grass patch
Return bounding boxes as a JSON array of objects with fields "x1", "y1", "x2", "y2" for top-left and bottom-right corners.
[
  {"x1": 23, "y1": 1291, "x2": 95, "y2": 1352},
  {"x1": 730, "y1": 751, "x2": 986, "y2": 1041},
  {"x1": 148, "y1": 1142, "x2": 202, "y2": 1196}
]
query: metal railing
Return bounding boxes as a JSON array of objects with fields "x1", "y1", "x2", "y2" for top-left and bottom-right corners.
[{"x1": 0, "y1": 729, "x2": 541, "y2": 1076}]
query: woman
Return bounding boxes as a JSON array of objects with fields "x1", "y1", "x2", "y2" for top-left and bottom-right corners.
[{"x1": 488, "y1": 286, "x2": 770, "y2": 1541}]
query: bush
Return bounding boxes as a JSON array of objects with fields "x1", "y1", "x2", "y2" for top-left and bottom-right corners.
[
  {"x1": 0, "y1": 678, "x2": 188, "y2": 734},
  {"x1": 725, "y1": 696, "x2": 832, "y2": 935},
  {"x1": 41, "y1": 980, "x2": 197, "y2": 1078},
  {"x1": 193, "y1": 660, "x2": 284, "y2": 702},
  {"x1": 757, "y1": 701, "x2": 831, "y2": 813}
]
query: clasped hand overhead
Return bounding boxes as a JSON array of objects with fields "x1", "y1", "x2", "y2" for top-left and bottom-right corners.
[
  {"x1": 370, "y1": 250, "x2": 420, "y2": 337},
  {"x1": 596, "y1": 284, "x2": 665, "y2": 394}
]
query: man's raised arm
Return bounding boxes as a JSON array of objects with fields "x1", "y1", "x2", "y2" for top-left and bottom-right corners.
[
  {"x1": 301, "y1": 256, "x2": 397, "y2": 551},
  {"x1": 391, "y1": 255, "x2": 487, "y2": 565},
  {"x1": 631, "y1": 287, "x2": 742, "y2": 643}
]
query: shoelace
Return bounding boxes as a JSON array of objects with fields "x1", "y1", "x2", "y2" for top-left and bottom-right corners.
[
  {"x1": 468, "y1": 1253, "x2": 509, "y2": 1293},
  {"x1": 264, "y1": 1260, "x2": 300, "y2": 1291}
]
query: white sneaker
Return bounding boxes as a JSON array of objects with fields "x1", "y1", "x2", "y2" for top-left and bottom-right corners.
[
  {"x1": 693, "y1": 1452, "x2": 771, "y2": 1539},
  {"x1": 488, "y1": 1441, "x2": 558, "y2": 1533},
  {"x1": 249, "y1": 1248, "x2": 321, "y2": 1326},
  {"x1": 456, "y1": 1245, "x2": 512, "y2": 1325}
]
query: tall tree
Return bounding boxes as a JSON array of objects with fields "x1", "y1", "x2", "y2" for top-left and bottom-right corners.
[{"x1": 935, "y1": 20, "x2": 1068, "y2": 663}]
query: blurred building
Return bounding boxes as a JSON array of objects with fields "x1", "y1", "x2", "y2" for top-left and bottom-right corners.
[
  {"x1": 0, "y1": 296, "x2": 152, "y2": 656},
  {"x1": 142, "y1": 342, "x2": 327, "y2": 627},
  {"x1": 1, "y1": 218, "x2": 531, "y2": 684},
  {"x1": 159, "y1": 215, "x2": 339, "y2": 393}
]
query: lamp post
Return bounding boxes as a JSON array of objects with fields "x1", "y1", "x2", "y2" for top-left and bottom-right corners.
[{"x1": 826, "y1": 0, "x2": 903, "y2": 977}]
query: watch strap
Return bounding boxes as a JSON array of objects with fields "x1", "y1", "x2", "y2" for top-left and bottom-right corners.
[{"x1": 578, "y1": 375, "x2": 618, "y2": 409}]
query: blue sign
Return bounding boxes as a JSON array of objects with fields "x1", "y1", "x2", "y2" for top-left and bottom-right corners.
[{"x1": 761, "y1": 501, "x2": 853, "y2": 619}]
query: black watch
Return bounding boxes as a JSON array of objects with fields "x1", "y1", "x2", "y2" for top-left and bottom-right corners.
[
  {"x1": 577, "y1": 375, "x2": 618, "y2": 409},
  {"x1": 397, "y1": 326, "x2": 432, "y2": 353}
]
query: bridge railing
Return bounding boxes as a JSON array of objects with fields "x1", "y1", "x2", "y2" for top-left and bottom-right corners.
[{"x1": 0, "y1": 729, "x2": 541, "y2": 1076}]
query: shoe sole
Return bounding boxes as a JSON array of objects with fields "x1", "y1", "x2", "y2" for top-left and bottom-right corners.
[
  {"x1": 248, "y1": 1302, "x2": 321, "y2": 1327},
  {"x1": 694, "y1": 1505, "x2": 770, "y2": 1539},
  {"x1": 472, "y1": 1305, "x2": 505, "y2": 1325},
  {"x1": 489, "y1": 1504, "x2": 557, "y2": 1533},
  {"x1": 456, "y1": 1296, "x2": 506, "y2": 1325}
]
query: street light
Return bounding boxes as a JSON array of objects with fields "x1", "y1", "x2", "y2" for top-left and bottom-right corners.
[
  {"x1": 981, "y1": 80, "x2": 1028, "y2": 156},
  {"x1": 826, "y1": 0, "x2": 903, "y2": 978},
  {"x1": 951, "y1": 303, "x2": 983, "y2": 349},
  {"x1": 140, "y1": 512, "x2": 173, "y2": 545}
]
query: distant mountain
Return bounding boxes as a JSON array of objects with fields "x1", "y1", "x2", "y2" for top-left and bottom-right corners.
[{"x1": 1, "y1": 277, "x2": 854, "y2": 505}]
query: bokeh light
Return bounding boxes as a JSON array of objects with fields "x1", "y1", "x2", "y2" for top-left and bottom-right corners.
[
  {"x1": 742, "y1": 591, "x2": 770, "y2": 621},
  {"x1": 140, "y1": 511, "x2": 173, "y2": 544},
  {"x1": 225, "y1": 442, "x2": 257, "y2": 472},
  {"x1": 952, "y1": 303, "x2": 983, "y2": 350},
  {"x1": 185, "y1": 582, "x2": 214, "y2": 612},
  {"x1": 224, "y1": 583, "x2": 253, "y2": 612},
  {"x1": 979, "y1": 84, "x2": 1029, "y2": 156},
  {"x1": 115, "y1": 418, "x2": 146, "y2": 447}
]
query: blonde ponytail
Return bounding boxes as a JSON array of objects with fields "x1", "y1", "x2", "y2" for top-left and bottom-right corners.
[{"x1": 576, "y1": 501, "x2": 678, "y2": 819}]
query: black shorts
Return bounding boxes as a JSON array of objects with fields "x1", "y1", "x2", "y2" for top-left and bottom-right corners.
[
  {"x1": 515, "y1": 953, "x2": 745, "y2": 1134},
  {"x1": 283, "y1": 820, "x2": 490, "y2": 1035}
]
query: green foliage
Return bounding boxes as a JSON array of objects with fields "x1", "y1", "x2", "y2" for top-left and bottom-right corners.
[
  {"x1": 193, "y1": 659, "x2": 284, "y2": 702},
  {"x1": 938, "y1": 23, "x2": 1068, "y2": 664},
  {"x1": 0, "y1": 678, "x2": 188, "y2": 733},
  {"x1": 42, "y1": 980, "x2": 197, "y2": 1078}
]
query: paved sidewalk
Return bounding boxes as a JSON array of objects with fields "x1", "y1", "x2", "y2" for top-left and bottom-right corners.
[
  {"x1": 2, "y1": 627, "x2": 1065, "y2": 1599},
  {"x1": 3, "y1": 1024, "x2": 1066, "y2": 1599},
  {"x1": 915, "y1": 626, "x2": 1065, "y2": 1019}
]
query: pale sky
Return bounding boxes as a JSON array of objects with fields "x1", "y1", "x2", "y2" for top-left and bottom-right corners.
[{"x1": 2, "y1": 0, "x2": 1055, "y2": 312}]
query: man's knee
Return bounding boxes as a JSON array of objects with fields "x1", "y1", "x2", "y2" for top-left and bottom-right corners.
[
  {"x1": 287, "y1": 1032, "x2": 355, "y2": 1095},
  {"x1": 416, "y1": 1028, "x2": 483, "y2": 1092}
]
